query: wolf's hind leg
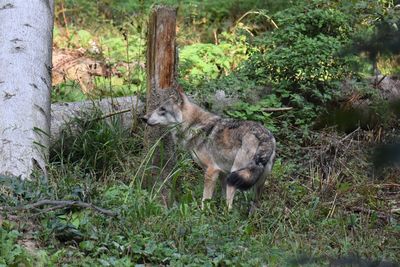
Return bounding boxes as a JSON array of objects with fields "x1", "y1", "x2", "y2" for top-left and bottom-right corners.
[
  {"x1": 201, "y1": 167, "x2": 220, "y2": 209},
  {"x1": 221, "y1": 176, "x2": 227, "y2": 198},
  {"x1": 254, "y1": 174, "x2": 267, "y2": 206},
  {"x1": 251, "y1": 155, "x2": 275, "y2": 212},
  {"x1": 226, "y1": 184, "x2": 237, "y2": 210},
  {"x1": 249, "y1": 174, "x2": 267, "y2": 215}
]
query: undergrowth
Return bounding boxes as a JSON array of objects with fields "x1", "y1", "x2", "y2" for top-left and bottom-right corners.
[{"x1": 1, "y1": 110, "x2": 399, "y2": 266}]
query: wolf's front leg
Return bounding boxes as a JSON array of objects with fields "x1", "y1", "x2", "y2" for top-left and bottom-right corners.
[{"x1": 201, "y1": 167, "x2": 220, "y2": 209}]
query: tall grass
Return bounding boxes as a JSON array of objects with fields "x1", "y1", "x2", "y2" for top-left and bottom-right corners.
[{"x1": 50, "y1": 108, "x2": 143, "y2": 180}]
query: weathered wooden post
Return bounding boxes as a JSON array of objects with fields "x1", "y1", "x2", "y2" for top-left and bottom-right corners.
[{"x1": 145, "y1": 6, "x2": 178, "y2": 205}]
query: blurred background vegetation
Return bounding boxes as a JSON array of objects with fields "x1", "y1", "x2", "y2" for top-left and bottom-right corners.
[
  {"x1": 52, "y1": 0, "x2": 400, "y2": 132},
  {"x1": 1, "y1": 0, "x2": 400, "y2": 266}
]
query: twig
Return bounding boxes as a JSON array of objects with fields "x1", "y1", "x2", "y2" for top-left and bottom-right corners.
[
  {"x1": 235, "y1": 11, "x2": 279, "y2": 29},
  {"x1": 339, "y1": 127, "x2": 360, "y2": 143},
  {"x1": 263, "y1": 107, "x2": 293, "y2": 112},
  {"x1": 373, "y1": 183, "x2": 400, "y2": 188},
  {"x1": 21, "y1": 199, "x2": 117, "y2": 217},
  {"x1": 326, "y1": 193, "x2": 338, "y2": 219},
  {"x1": 351, "y1": 206, "x2": 389, "y2": 221},
  {"x1": 60, "y1": 0, "x2": 71, "y2": 40},
  {"x1": 391, "y1": 208, "x2": 400, "y2": 213},
  {"x1": 375, "y1": 75, "x2": 386, "y2": 87},
  {"x1": 86, "y1": 108, "x2": 133, "y2": 123},
  {"x1": 213, "y1": 29, "x2": 219, "y2": 45},
  {"x1": 95, "y1": 108, "x2": 133, "y2": 121}
]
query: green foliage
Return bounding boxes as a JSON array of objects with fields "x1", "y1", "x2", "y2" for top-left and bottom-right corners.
[
  {"x1": 0, "y1": 228, "x2": 33, "y2": 266},
  {"x1": 179, "y1": 35, "x2": 248, "y2": 86},
  {"x1": 236, "y1": 1, "x2": 356, "y2": 126},
  {"x1": 197, "y1": 0, "x2": 374, "y2": 140},
  {"x1": 340, "y1": 0, "x2": 400, "y2": 77},
  {"x1": 0, "y1": 213, "x2": 53, "y2": 267},
  {"x1": 225, "y1": 95, "x2": 281, "y2": 131},
  {"x1": 259, "y1": 35, "x2": 351, "y2": 87},
  {"x1": 274, "y1": 3, "x2": 353, "y2": 39},
  {"x1": 2, "y1": 122, "x2": 400, "y2": 266},
  {"x1": 60, "y1": 0, "x2": 292, "y2": 38},
  {"x1": 93, "y1": 70, "x2": 146, "y2": 97},
  {"x1": 3, "y1": 154, "x2": 399, "y2": 265},
  {"x1": 53, "y1": 9, "x2": 148, "y2": 101},
  {"x1": 100, "y1": 33, "x2": 145, "y2": 63},
  {"x1": 52, "y1": 81, "x2": 86, "y2": 103}
]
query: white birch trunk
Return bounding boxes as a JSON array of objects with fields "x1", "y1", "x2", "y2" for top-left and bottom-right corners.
[{"x1": 0, "y1": 0, "x2": 54, "y2": 179}]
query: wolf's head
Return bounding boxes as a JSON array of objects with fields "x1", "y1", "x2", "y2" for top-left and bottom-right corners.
[{"x1": 142, "y1": 89, "x2": 190, "y2": 126}]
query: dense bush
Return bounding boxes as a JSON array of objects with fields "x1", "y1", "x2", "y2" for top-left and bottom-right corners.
[
  {"x1": 228, "y1": 0, "x2": 357, "y2": 129},
  {"x1": 179, "y1": 33, "x2": 248, "y2": 86}
]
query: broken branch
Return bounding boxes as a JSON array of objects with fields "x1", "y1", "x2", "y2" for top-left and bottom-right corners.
[
  {"x1": 22, "y1": 199, "x2": 118, "y2": 217},
  {"x1": 263, "y1": 107, "x2": 293, "y2": 112},
  {"x1": 94, "y1": 108, "x2": 133, "y2": 121}
]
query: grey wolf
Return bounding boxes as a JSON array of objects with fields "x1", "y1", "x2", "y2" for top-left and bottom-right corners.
[{"x1": 142, "y1": 87, "x2": 276, "y2": 210}]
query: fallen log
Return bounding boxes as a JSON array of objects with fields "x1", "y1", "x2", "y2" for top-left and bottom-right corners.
[{"x1": 50, "y1": 96, "x2": 144, "y2": 144}]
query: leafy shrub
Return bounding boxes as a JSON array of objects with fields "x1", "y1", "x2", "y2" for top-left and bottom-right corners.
[
  {"x1": 250, "y1": 34, "x2": 353, "y2": 103},
  {"x1": 274, "y1": 4, "x2": 353, "y2": 39},
  {"x1": 0, "y1": 229, "x2": 31, "y2": 266},
  {"x1": 0, "y1": 226, "x2": 50, "y2": 267},
  {"x1": 225, "y1": 95, "x2": 281, "y2": 131},
  {"x1": 179, "y1": 34, "x2": 248, "y2": 86},
  {"x1": 225, "y1": 0, "x2": 357, "y2": 131},
  {"x1": 100, "y1": 33, "x2": 145, "y2": 62}
]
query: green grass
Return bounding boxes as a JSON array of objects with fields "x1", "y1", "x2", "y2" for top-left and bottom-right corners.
[{"x1": 1, "y1": 110, "x2": 399, "y2": 266}]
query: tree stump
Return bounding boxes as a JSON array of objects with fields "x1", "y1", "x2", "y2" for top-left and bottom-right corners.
[{"x1": 145, "y1": 6, "x2": 179, "y2": 206}]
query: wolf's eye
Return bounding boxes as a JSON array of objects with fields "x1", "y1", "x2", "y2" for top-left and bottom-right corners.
[{"x1": 159, "y1": 106, "x2": 166, "y2": 114}]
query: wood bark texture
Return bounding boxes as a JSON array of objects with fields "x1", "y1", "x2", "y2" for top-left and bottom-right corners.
[
  {"x1": 0, "y1": 0, "x2": 54, "y2": 179},
  {"x1": 50, "y1": 96, "x2": 143, "y2": 143},
  {"x1": 145, "y1": 6, "x2": 178, "y2": 203}
]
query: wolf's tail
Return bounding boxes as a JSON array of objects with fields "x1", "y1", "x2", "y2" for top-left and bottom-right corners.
[
  {"x1": 226, "y1": 163, "x2": 265, "y2": 190},
  {"x1": 227, "y1": 136, "x2": 276, "y2": 190}
]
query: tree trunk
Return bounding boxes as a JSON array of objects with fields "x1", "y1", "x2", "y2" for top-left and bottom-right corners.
[
  {"x1": 0, "y1": 0, "x2": 54, "y2": 179},
  {"x1": 145, "y1": 6, "x2": 178, "y2": 205}
]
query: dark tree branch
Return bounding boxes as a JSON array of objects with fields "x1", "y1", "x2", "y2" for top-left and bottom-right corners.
[{"x1": 21, "y1": 199, "x2": 118, "y2": 217}]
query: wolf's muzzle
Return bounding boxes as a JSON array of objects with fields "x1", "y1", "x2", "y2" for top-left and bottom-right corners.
[
  {"x1": 140, "y1": 115, "x2": 158, "y2": 126},
  {"x1": 140, "y1": 115, "x2": 149, "y2": 123}
]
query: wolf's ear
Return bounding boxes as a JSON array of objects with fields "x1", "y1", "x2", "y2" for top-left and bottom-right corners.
[
  {"x1": 170, "y1": 94, "x2": 178, "y2": 102},
  {"x1": 177, "y1": 84, "x2": 189, "y2": 106}
]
